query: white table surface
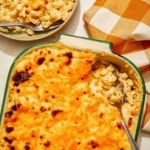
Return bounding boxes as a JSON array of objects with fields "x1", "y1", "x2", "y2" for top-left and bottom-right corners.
[{"x1": 0, "y1": 0, "x2": 150, "y2": 149}]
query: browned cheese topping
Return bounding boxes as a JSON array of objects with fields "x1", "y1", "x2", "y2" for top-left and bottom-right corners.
[{"x1": 0, "y1": 42, "x2": 142, "y2": 150}]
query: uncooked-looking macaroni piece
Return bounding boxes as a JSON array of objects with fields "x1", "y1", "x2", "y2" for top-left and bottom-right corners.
[
  {"x1": 0, "y1": 0, "x2": 76, "y2": 35},
  {"x1": 0, "y1": 42, "x2": 142, "y2": 150}
]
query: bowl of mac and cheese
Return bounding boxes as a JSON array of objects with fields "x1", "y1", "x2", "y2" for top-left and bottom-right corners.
[{"x1": 0, "y1": 0, "x2": 78, "y2": 41}]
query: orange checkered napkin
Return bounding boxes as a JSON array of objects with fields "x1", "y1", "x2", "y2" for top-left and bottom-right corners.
[{"x1": 83, "y1": 0, "x2": 150, "y2": 132}]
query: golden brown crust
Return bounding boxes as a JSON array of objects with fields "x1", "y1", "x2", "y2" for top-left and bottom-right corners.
[{"x1": 0, "y1": 42, "x2": 141, "y2": 150}]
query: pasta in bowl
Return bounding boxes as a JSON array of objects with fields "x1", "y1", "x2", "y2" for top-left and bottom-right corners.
[{"x1": 0, "y1": 0, "x2": 78, "y2": 40}]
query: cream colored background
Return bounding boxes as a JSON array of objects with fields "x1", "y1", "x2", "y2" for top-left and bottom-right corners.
[{"x1": 0, "y1": 0, "x2": 150, "y2": 149}]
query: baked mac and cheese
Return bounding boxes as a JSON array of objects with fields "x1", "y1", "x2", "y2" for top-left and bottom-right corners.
[{"x1": 0, "y1": 42, "x2": 143, "y2": 150}]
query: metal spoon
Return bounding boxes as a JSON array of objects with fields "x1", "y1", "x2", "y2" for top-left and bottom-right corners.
[
  {"x1": 92, "y1": 59, "x2": 139, "y2": 150},
  {"x1": 0, "y1": 20, "x2": 64, "y2": 32},
  {"x1": 108, "y1": 64, "x2": 139, "y2": 150}
]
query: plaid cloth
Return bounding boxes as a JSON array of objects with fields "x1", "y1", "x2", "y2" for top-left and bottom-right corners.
[{"x1": 83, "y1": 0, "x2": 150, "y2": 132}]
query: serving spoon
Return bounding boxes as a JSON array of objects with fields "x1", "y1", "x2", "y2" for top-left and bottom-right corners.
[
  {"x1": 109, "y1": 68, "x2": 139, "y2": 150},
  {"x1": 0, "y1": 20, "x2": 64, "y2": 32},
  {"x1": 92, "y1": 58, "x2": 139, "y2": 150}
]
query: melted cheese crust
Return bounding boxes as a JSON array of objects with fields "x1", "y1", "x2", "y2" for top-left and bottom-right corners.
[{"x1": 0, "y1": 42, "x2": 141, "y2": 150}]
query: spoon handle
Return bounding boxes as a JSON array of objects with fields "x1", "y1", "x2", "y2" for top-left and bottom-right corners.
[
  {"x1": 0, "y1": 22, "x2": 24, "y2": 27},
  {"x1": 121, "y1": 120, "x2": 139, "y2": 150}
]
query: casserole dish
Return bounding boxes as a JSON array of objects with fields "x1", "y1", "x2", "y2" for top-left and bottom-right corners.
[{"x1": 0, "y1": 34, "x2": 146, "y2": 150}]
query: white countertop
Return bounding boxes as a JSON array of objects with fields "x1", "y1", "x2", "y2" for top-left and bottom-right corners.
[{"x1": 0, "y1": 0, "x2": 150, "y2": 149}]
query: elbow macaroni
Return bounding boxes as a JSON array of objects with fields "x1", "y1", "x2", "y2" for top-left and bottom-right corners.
[
  {"x1": 90, "y1": 61, "x2": 140, "y2": 123},
  {"x1": 0, "y1": 0, "x2": 76, "y2": 35},
  {"x1": 0, "y1": 43, "x2": 142, "y2": 150}
]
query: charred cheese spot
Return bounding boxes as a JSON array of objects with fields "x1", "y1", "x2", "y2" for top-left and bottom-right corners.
[
  {"x1": 11, "y1": 105, "x2": 17, "y2": 111},
  {"x1": 40, "y1": 107, "x2": 47, "y2": 112},
  {"x1": 24, "y1": 145, "x2": 30, "y2": 150},
  {"x1": 9, "y1": 146, "x2": 15, "y2": 150},
  {"x1": 4, "y1": 137, "x2": 13, "y2": 144},
  {"x1": 88, "y1": 140, "x2": 99, "y2": 149},
  {"x1": 12, "y1": 71, "x2": 31, "y2": 86},
  {"x1": 51, "y1": 110, "x2": 63, "y2": 118},
  {"x1": 16, "y1": 89, "x2": 21, "y2": 93},
  {"x1": 5, "y1": 111, "x2": 13, "y2": 118},
  {"x1": 5, "y1": 127, "x2": 14, "y2": 133},
  {"x1": 37, "y1": 57, "x2": 45, "y2": 65},
  {"x1": 128, "y1": 117, "x2": 133, "y2": 127},
  {"x1": 117, "y1": 122, "x2": 122, "y2": 130},
  {"x1": 99, "y1": 113, "x2": 104, "y2": 118},
  {"x1": 44, "y1": 140, "x2": 51, "y2": 147},
  {"x1": 64, "y1": 52, "x2": 73, "y2": 65},
  {"x1": 64, "y1": 52, "x2": 72, "y2": 58}
]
